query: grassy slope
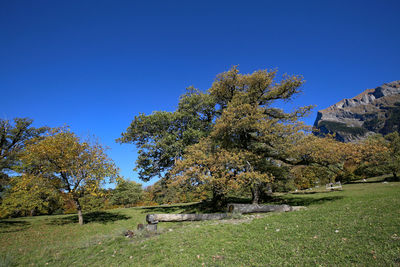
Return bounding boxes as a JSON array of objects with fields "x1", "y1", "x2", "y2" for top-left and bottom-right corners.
[{"x1": 1, "y1": 181, "x2": 399, "y2": 266}]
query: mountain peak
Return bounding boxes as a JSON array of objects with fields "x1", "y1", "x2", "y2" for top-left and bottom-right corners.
[{"x1": 314, "y1": 80, "x2": 400, "y2": 142}]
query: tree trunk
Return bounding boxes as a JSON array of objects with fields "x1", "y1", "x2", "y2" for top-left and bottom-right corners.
[
  {"x1": 393, "y1": 172, "x2": 399, "y2": 181},
  {"x1": 74, "y1": 198, "x2": 84, "y2": 225},
  {"x1": 211, "y1": 188, "x2": 224, "y2": 207},
  {"x1": 251, "y1": 185, "x2": 260, "y2": 204},
  {"x1": 30, "y1": 209, "x2": 36, "y2": 217},
  {"x1": 266, "y1": 183, "x2": 273, "y2": 195},
  {"x1": 146, "y1": 213, "x2": 228, "y2": 224}
]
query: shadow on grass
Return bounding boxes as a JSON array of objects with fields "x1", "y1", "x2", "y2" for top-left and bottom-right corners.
[
  {"x1": 349, "y1": 174, "x2": 400, "y2": 184},
  {"x1": 349, "y1": 181, "x2": 386, "y2": 184},
  {"x1": 266, "y1": 195, "x2": 345, "y2": 206},
  {"x1": 48, "y1": 211, "x2": 131, "y2": 225},
  {"x1": 0, "y1": 220, "x2": 31, "y2": 233},
  {"x1": 140, "y1": 195, "x2": 345, "y2": 214},
  {"x1": 140, "y1": 197, "x2": 253, "y2": 214},
  {"x1": 141, "y1": 202, "x2": 221, "y2": 214},
  {"x1": 290, "y1": 190, "x2": 335, "y2": 195},
  {"x1": 140, "y1": 203, "x2": 214, "y2": 214}
]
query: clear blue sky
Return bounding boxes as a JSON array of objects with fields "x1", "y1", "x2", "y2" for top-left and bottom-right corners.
[{"x1": 1, "y1": 0, "x2": 399, "y2": 187}]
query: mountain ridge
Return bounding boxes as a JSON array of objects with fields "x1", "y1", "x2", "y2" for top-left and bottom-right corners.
[{"x1": 313, "y1": 80, "x2": 400, "y2": 142}]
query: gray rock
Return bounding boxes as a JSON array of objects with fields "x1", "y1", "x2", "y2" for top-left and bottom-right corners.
[
  {"x1": 227, "y1": 203, "x2": 292, "y2": 213},
  {"x1": 314, "y1": 80, "x2": 400, "y2": 142}
]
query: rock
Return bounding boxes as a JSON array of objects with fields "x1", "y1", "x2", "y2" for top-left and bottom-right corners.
[
  {"x1": 314, "y1": 80, "x2": 400, "y2": 142},
  {"x1": 146, "y1": 224, "x2": 157, "y2": 231},
  {"x1": 124, "y1": 230, "x2": 135, "y2": 238}
]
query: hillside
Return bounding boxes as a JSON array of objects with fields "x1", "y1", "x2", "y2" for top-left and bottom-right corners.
[
  {"x1": 1, "y1": 179, "x2": 399, "y2": 266},
  {"x1": 314, "y1": 80, "x2": 400, "y2": 142}
]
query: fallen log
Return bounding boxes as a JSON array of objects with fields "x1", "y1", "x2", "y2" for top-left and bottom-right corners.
[
  {"x1": 227, "y1": 203, "x2": 292, "y2": 213},
  {"x1": 146, "y1": 213, "x2": 229, "y2": 224}
]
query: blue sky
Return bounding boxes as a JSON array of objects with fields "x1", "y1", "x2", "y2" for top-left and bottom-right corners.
[{"x1": 1, "y1": 0, "x2": 399, "y2": 187}]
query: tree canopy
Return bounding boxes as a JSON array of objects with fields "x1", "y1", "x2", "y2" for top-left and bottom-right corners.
[
  {"x1": 354, "y1": 132, "x2": 400, "y2": 180},
  {"x1": 170, "y1": 67, "x2": 313, "y2": 203},
  {"x1": 0, "y1": 118, "x2": 47, "y2": 194},
  {"x1": 0, "y1": 174, "x2": 62, "y2": 217},
  {"x1": 110, "y1": 178, "x2": 143, "y2": 207},
  {"x1": 20, "y1": 128, "x2": 119, "y2": 224},
  {"x1": 117, "y1": 87, "x2": 216, "y2": 182}
]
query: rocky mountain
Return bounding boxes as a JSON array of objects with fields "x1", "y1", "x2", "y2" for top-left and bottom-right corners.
[{"x1": 313, "y1": 80, "x2": 400, "y2": 142}]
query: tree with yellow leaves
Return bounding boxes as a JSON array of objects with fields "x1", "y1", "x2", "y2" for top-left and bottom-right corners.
[
  {"x1": 355, "y1": 133, "x2": 399, "y2": 180},
  {"x1": 288, "y1": 134, "x2": 358, "y2": 187},
  {"x1": 0, "y1": 173, "x2": 62, "y2": 218},
  {"x1": 20, "y1": 128, "x2": 119, "y2": 225}
]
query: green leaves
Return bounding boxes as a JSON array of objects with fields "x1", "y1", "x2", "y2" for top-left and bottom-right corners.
[
  {"x1": 118, "y1": 88, "x2": 217, "y2": 182},
  {"x1": 170, "y1": 67, "x2": 312, "y2": 202},
  {"x1": 0, "y1": 118, "x2": 48, "y2": 193},
  {"x1": 14, "y1": 128, "x2": 120, "y2": 223},
  {"x1": 119, "y1": 66, "x2": 324, "y2": 203},
  {"x1": 110, "y1": 178, "x2": 143, "y2": 207},
  {"x1": 0, "y1": 174, "x2": 62, "y2": 217}
]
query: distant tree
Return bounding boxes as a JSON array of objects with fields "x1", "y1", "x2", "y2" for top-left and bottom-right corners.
[
  {"x1": 79, "y1": 190, "x2": 109, "y2": 212},
  {"x1": 117, "y1": 87, "x2": 216, "y2": 182},
  {"x1": 0, "y1": 118, "x2": 47, "y2": 195},
  {"x1": 21, "y1": 128, "x2": 119, "y2": 225},
  {"x1": 0, "y1": 174, "x2": 62, "y2": 218},
  {"x1": 385, "y1": 132, "x2": 400, "y2": 180},
  {"x1": 355, "y1": 132, "x2": 400, "y2": 180},
  {"x1": 289, "y1": 134, "x2": 362, "y2": 186},
  {"x1": 110, "y1": 178, "x2": 143, "y2": 207},
  {"x1": 142, "y1": 182, "x2": 164, "y2": 205},
  {"x1": 354, "y1": 134, "x2": 391, "y2": 178}
]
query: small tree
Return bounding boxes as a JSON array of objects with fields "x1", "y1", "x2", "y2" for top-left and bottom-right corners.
[
  {"x1": 110, "y1": 179, "x2": 143, "y2": 207},
  {"x1": 21, "y1": 128, "x2": 119, "y2": 225},
  {"x1": 0, "y1": 174, "x2": 62, "y2": 218}
]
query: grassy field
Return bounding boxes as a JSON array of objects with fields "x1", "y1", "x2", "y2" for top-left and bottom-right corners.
[{"x1": 1, "y1": 179, "x2": 399, "y2": 266}]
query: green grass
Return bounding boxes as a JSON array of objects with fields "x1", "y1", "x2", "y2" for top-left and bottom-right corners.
[{"x1": 1, "y1": 180, "x2": 400, "y2": 266}]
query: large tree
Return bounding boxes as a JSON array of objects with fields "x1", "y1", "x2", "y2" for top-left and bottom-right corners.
[
  {"x1": 171, "y1": 67, "x2": 313, "y2": 204},
  {"x1": 21, "y1": 128, "x2": 119, "y2": 225},
  {"x1": 0, "y1": 118, "x2": 47, "y2": 194}
]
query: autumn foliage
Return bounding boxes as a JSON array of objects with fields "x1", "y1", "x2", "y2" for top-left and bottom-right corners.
[
  {"x1": 1, "y1": 67, "x2": 400, "y2": 219},
  {"x1": 15, "y1": 128, "x2": 119, "y2": 224}
]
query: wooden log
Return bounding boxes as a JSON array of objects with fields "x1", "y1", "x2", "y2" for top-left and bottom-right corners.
[
  {"x1": 146, "y1": 213, "x2": 229, "y2": 224},
  {"x1": 227, "y1": 203, "x2": 292, "y2": 214}
]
